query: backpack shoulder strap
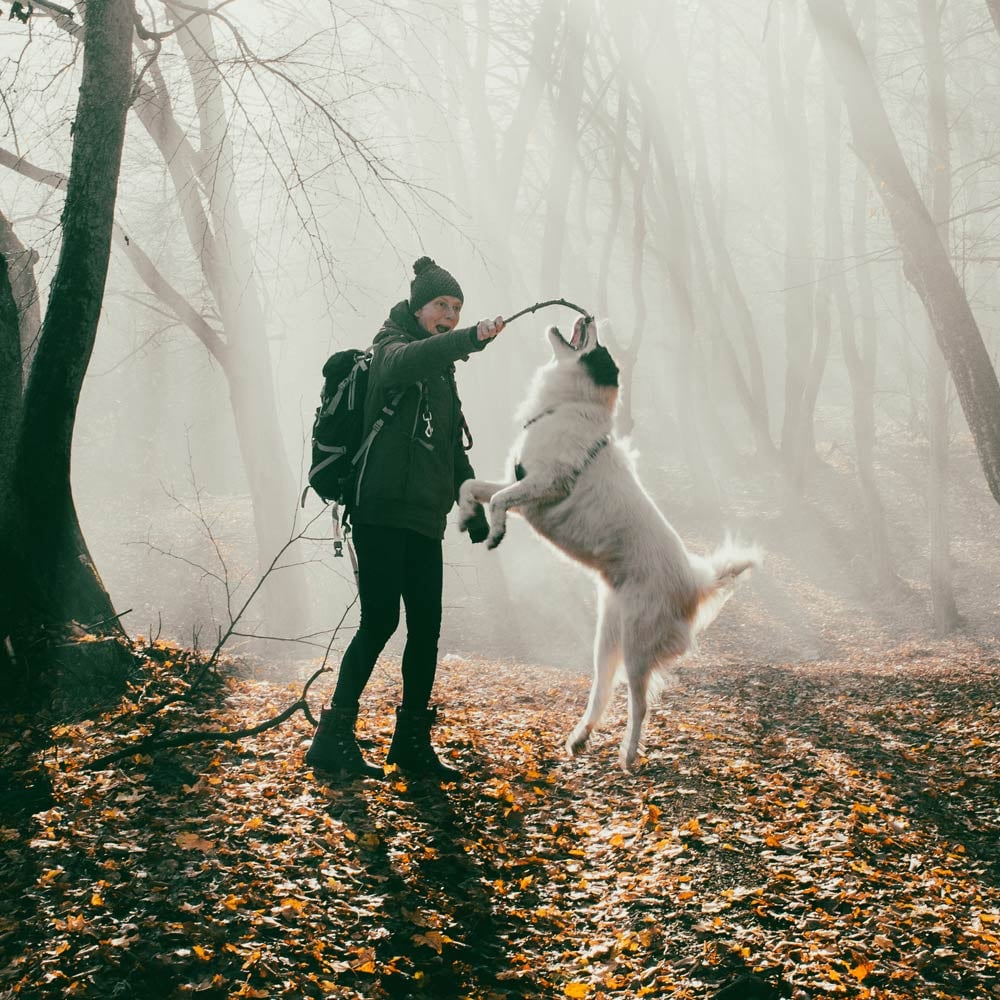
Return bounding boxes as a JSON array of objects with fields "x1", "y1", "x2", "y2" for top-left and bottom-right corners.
[
  {"x1": 351, "y1": 386, "x2": 406, "y2": 467},
  {"x1": 445, "y1": 365, "x2": 474, "y2": 451}
]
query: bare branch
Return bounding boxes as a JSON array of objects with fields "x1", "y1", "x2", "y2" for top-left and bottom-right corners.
[
  {"x1": 31, "y1": 0, "x2": 82, "y2": 37},
  {"x1": 83, "y1": 696, "x2": 307, "y2": 770},
  {"x1": 0, "y1": 147, "x2": 229, "y2": 360},
  {"x1": 117, "y1": 229, "x2": 228, "y2": 361},
  {"x1": 135, "y1": 1, "x2": 233, "y2": 42},
  {"x1": 0, "y1": 147, "x2": 67, "y2": 190}
]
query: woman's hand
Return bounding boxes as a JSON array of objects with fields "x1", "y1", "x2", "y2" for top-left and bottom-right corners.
[{"x1": 476, "y1": 316, "x2": 506, "y2": 342}]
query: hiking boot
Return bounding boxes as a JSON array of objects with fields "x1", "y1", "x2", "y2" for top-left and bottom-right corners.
[
  {"x1": 386, "y1": 705, "x2": 462, "y2": 780},
  {"x1": 305, "y1": 704, "x2": 382, "y2": 779}
]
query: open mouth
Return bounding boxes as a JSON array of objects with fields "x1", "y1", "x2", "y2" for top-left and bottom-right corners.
[
  {"x1": 552, "y1": 324, "x2": 588, "y2": 351},
  {"x1": 570, "y1": 324, "x2": 586, "y2": 350},
  {"x1": 435, "y1": 324, "x2": 452, "y2": 334}
]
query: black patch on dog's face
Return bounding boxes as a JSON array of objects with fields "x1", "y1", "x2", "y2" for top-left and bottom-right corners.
[
  {"x1": 580, "y1": 345, "x2": 619, "y2": 387},
  {"x1": 514, "y1": 462, "x2": 527, "y2": 481}
]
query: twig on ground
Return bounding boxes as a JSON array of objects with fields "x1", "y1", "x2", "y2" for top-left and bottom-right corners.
[{"x1": 84, "y1": 697, "x2": 306, "y2": 770}]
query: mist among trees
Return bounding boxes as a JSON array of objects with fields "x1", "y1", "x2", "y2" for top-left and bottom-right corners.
[
  {"x1": 3, "y1": 0, "x2": 1000, "y2": 685},
  {"x1": 3, "y1": 4, "x2": 1000, "y2": 999}
]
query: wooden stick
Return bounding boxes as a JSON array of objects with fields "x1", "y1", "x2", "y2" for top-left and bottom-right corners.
[{"x1": 502, "y1": 298, "x2": 592, "y2": 325}]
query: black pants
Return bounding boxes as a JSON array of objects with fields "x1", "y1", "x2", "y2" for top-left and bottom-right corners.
[{"x1": 331, "y1": 523, "x2": 443, "y2": 711}]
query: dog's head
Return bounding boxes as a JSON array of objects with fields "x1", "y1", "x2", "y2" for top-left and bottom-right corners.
[
  {"x1": 546, "y1": 316, "x2": 620, "y2": 392},
  {"x1": 517, "y1": 315, "x2": 620, "y2": 426}
]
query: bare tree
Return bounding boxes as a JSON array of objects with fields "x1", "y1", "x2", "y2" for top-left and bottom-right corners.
[
  {"x1": 821, "y1": 2, "x2": 895, "y2": 590},
  {"x1": 540, "y1": 0, "x2": 593, "y2": 293},
  {"x1": 808, "y1": 0, "x2": 1000, "y2": 507},
  {"x1": 685, "y1": 37, "x2": 774, "y2": 461},
  {"x1": 765, "y1": 1, "x2": 821, "y2": 487},
  {"x1": 0, "y1": 0, "x2": 133, "y2": 667},
  {"x1": 920, "y1": 0, "x2": 960, "y2": 633}
]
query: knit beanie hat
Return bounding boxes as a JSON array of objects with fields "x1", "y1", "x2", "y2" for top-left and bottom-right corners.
[{"x1": 409, "y1": 256, "x2": 464, "y2": 312}]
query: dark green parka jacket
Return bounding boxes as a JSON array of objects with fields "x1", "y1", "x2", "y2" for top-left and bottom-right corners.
[{"x1": 350, "y1": 301, "x2": 489, "y2": 539}]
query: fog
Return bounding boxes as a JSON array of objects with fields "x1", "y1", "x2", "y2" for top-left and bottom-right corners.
[{"x1": 4, "y1": 0, "x2": 1000, "y2": 676}]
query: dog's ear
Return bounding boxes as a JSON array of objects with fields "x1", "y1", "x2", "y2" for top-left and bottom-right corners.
[{"x1": 580, "y1": 344, "x2": 620, "y2": 388}]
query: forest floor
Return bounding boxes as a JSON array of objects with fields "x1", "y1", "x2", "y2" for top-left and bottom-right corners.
[{"x1": 1, "y1": 631, "x2": 999, "y2": 1000}]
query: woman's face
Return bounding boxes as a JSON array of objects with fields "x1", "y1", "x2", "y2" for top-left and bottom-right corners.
[{"x1": 414, "y1": 295, "x2": 463, "y2": 335}]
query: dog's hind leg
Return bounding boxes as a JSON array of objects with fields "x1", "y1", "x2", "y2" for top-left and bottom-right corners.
[
  {"x1": 619, "y1": 624, "x2": 690, "y2": 771},
  {"x1": 619, "y1": 658, "x2": 653, "y2": 773},
  {"x1": 567, "y1": 587, "x2": 621, "y2": 756}
]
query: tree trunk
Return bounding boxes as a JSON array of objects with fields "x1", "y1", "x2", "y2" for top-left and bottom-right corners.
[
  {"x1": 767, "y1": 1, "x2": 818, "y2": 485},
  {"x1": 604, "y1": 2, "x2": 715, "y2": 506},
  {"x1": 165, "y1": 6, "x2": 309, "y2": 640},
  {"x1": 823, "y1": 6, "x2": 895, "y2": 591},
  {"x1": 597, "y1": 90, "x2": 627, "y2": 319},
  {"x1": 921, "y1": 0, "x2": 960, "y2": 633},
  {"x1": 660, "y1": 0, "x2": 773, "y2": 461},
  {"x1": 1, "y1": 0, "x2": 133, "y2": 640},
  {"x1": 540, "y1": 0, "x2": 592, "y2": 293},
  {"x1": 808, "y1": 0, "x2": 1000, "y2": 506},
  {"x1": 0, "y1": 245, "x2": 19, "y2": 485},
  {"x1": 688, "y1": 83, "x2": 774, "y2": 459},
  {"x1": 986, "y1": 0, "x2": 1000, "y2": 37},
  {"x1": 0, "y1": 208, "x2": 41, "y2": 386},
  {"x1": 612, "y1": 123, "x2": 650, "y2": 441}
]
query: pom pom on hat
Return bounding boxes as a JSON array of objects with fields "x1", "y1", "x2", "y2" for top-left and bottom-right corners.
[{"x1": 409, "y1": 256, "x2": 464, "y2": 312}]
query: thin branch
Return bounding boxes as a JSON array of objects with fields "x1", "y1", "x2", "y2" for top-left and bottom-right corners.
[
  {"x1": 83, "y1": 697, "x2": 307, "y2": 770},
  {"x1": 207, "y1": 511, "x2": 325, "y2": 667},
  {"x1": 0, "y1": 146, "x2": 228, "y2": 360}
]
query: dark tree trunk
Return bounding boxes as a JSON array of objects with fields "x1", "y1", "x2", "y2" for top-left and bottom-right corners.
[
  {"x1": 0, "y1": 247, "x2": 19, "y2": 483},
  {"x1": 808, "y1": 0, "x2": 1000, "y2": 506},
  {"x1": 1, "y1": 0, "x2": 133, "y2": 641}
]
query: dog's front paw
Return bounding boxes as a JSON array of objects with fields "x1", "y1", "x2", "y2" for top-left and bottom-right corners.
[
  {"x1": 485, "y1": 527, "x2": 506, "y2": 550},
  {"x1": 460, "y1": 502, "x2": 490, "y2": 543}
]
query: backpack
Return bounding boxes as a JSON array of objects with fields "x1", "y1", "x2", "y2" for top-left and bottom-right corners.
[{"x1": 303, "y1": 349, "x2": 402, "y2": 507}]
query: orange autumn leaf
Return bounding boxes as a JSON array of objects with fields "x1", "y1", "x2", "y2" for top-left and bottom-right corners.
[{"x1": 175, "y1": 832, "x2": 215, "y2": 852}]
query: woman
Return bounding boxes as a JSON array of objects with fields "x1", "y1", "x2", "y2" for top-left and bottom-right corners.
[{"x1": 306, "y1": 257, "x2": 504, "y2": 780}]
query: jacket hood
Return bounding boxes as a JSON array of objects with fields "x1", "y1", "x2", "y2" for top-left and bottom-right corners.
[{"x1": 374, "y1": 300, "x2": 428, "y2": 347}]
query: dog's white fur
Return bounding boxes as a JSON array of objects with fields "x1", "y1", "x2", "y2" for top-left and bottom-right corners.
[{"x1": 458, "y1": 317, "x2": 760, "y2": 771}]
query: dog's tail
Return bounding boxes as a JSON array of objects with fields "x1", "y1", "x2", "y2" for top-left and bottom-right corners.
[{"x1": 692, "y1": 537, "x2": 762, "y2": 635}]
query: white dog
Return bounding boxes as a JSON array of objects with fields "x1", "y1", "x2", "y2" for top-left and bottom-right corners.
[{"x1": 458, "y1": 316, "x2": 760, "y2": 771}]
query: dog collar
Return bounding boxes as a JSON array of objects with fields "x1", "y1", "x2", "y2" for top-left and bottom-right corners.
[
  {"x1": 564, "y1": 436, "x2": 610, "y2": 491},
  {"x1": 523, "y1": 407, "x2": 557, "y2": 429}
]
